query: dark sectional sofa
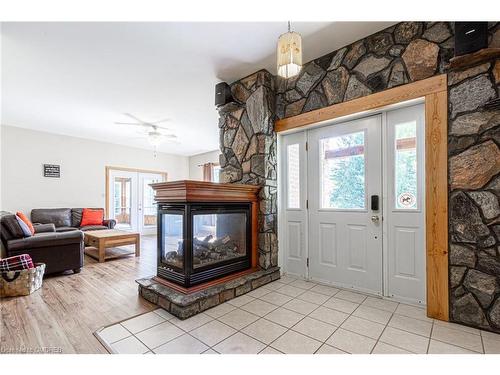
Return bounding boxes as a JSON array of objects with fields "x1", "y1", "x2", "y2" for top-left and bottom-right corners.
[{"x1": 0, "y1": 208, "x2": 116, "y2": 275}]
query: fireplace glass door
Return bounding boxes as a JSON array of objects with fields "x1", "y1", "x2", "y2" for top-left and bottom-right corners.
[
  {"x1": 192, "y1": 212, "x2": 247, "y2": 269},
  {"x1": 162, "y1": 212, "x2": 184, "y2": 269}
]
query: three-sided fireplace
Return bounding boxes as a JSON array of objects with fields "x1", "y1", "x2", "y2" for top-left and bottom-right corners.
[{"x1": 151, "y1": 181, "x2": 260, "y2": 289}]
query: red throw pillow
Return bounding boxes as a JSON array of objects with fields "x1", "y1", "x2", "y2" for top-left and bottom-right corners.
[
  {"x1": 80, "y1": 208, "x2": 104, "y2": 226},
  {"x1": 16, "y1": 211, "x2": 35, "y2": 235}
]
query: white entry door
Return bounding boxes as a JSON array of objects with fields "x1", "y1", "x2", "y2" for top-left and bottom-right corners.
[
  {"x1": 308, "y1": 115, "x2": 383, "y2": 294},
  {"x1": 108, "y1": 169, "x2": 164, "y2": 235},
  {"x1": 280, "y1": 103, "x2": 426, "y2": 304}
]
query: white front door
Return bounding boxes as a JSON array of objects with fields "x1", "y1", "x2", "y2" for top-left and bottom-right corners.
[
  {"x1": 108, "y1": 169, "x2": 164, "y2": 235},
  {"x1": 308, "y1": 115, "x2": 383, "y2": 294},
  {"x1": 279, "y1": 103, "x2": 426, "y2": 304}
]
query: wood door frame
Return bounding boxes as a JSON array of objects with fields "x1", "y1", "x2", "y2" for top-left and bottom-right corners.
[
  {"x1": 275, "y1": 74, "x2": 449, "y2": 321},
  {"x1": 105, "y1": 166, "x2": 168, "y2": 217}
]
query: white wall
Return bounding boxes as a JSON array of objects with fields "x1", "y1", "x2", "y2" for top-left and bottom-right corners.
[
  {"x1": 188, "y1": 150, "x2": 220, "y2": 181},
  {"x1": 1, "y1": 125, "x2": 189, "y2": 214}
]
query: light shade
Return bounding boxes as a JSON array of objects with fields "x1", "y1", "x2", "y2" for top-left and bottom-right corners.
[
  {"x1": 277, "y1": 31, "x2": 302, "y2": 79},
  {"x1": 148, "y1": 131, "x2": 164, "y2": 147}
]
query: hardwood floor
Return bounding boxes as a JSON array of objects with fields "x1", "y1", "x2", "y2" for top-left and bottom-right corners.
[{"x1": 0, "y1": 235, "x2": 158, "y2": 354}]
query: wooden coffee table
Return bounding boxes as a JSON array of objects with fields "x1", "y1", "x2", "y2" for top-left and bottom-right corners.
[{"x1": 84, "y1": 229, "x2": 140, "y2": 263}]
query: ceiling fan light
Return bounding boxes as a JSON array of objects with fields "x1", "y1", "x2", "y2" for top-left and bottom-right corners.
[
  {"x1": 277, "y1": 30, "x2": 302, "y2": 79},
  {"x1": 148, "y1": 132, "x2": 164, "y2": 146}
]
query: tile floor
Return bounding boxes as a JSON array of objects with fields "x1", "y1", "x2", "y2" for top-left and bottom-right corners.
[{"x1": 96, "y1": 275, "x2": 500, "y2": 354}]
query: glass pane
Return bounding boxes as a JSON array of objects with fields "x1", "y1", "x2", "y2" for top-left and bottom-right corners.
[
  {"x1": 213, "y1": 166, "x2": 221, "y2": 182},
  {"x1": 114, "y1": 177, "x2": 131, "y2": 227},
  {"x1": 395, "y1": 121, "x2": 417, "y2": 209},
  {"x1": 287, "y1": 143, "x2": 300, "y2": 209},
  {"x1": 143, "y1": 178, "x2": 159, "y2": 227},
  {"x1": 192, "y1": 212, "x2": 247, "y2": 269},
  {"x1": 162, "y1": 214, "x2": 184, "y2": 268},
  {"x1": 321, "y1": 131, "x2": 366, "y2": 209}
]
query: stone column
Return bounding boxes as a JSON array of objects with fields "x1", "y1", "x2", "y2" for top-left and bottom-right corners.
[{"x1": 218, "y1": 70, "x2": 278, "y2": 269}]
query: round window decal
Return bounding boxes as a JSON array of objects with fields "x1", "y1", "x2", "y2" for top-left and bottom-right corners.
[{"x1": 398, "y1": 192, "x2": 416, "y2": 208}]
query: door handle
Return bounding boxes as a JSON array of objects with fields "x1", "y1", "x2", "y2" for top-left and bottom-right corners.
[{"x1": 371, "y1": 215, "x2": 380, "y2": 223}]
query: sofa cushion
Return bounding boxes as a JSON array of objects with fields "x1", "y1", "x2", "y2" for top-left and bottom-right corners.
[
  {"x1": 54, "y1": 226, "x2": 79, "y2": 233},
  {"x1": 7, "y1": 230, "x2": 84, "y2": 252},
  {"x1": 1, "y1": 214, "x2": 25, "y2": 239},
  {"x1": 80, "y1": 225, "x2": 109, "y2": 231},
  {"x1": 31, "y1": 208, "x2": 72, "y2": 227},
  {"x1": 16, "y1": 215, "x2": 33, "y2": 237}
]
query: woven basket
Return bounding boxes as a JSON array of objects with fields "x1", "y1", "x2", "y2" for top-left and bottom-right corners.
[{"x1": 0, "y1": 263, "x2": 45, "y2": 297}]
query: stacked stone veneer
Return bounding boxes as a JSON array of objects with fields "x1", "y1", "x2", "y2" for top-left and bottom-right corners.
[{"x1": 219, "y1": 21, "x2": 500, "y2": 332}]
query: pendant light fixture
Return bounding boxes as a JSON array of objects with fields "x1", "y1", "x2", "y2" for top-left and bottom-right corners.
[{"x1": 277, "y1": 21, "x2": 303, "y2": 79}]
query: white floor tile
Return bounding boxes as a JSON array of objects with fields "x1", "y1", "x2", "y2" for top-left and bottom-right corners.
[
  {"x1": 259, "y1": 346, "x2": 283, "y2": 354},
  {"x1": 309, "y1": 306, "x2": 349, "y2": 326},
  {"x1": 121, "y1": 311, "x2": 165, "y2": 334},
  {"x1": 154, "y1": 308, "x2": 175, "y2": 321},
  {"x1": 262, "y1": 281, "x2": 287, "y2": 291},
  {"x1": 98, "y1": 324, "x2": 131, "y2": 344},
  {"x1": 340, "y1": 315, "x2": 385, "y2": 340},
  {"x1": 264, "y1": 307, "x2": 305, "y2": 328},
  {"x1": 202, "y1": 348, "x2": 219, "y2": 354},
  {"x1": 380, "y1": 326, "x2": 429, "y2": 354},
  {"x1": 433, "y1": 319, "x2": 480, "y2": 335},
  {"x1": 246, "y1": 287, "x2": 271, "y2": 298},
  {"x1": 326, "y1": 328, "x2": 376, "y2": 354},
  {"x1": 136, "y1": 321, "x2": 184, "y2": 349},
  {"x1": 278, "y1": 275, "x2": 298, "y2": 284},
  {"x1": 288, "y1": 279, "x2": 317, "y2": 290},
  {"x1": 153, "y1": 334, "x2": 208, "y2": 354},
  {"x1": 428, "y1": 339, "x2": 478, "y2": 354},
  {"x1": 372, "y1": 342, "x2": 412, "y2": 354},
  {"x1": 323, "y1": 297, "x2": 359, "y2": 314},
  {"x1": 482, "y1": 335, "x2": 500, "y2": 354},
  {"x1": 217, "y1": 308, "x2": 259, "y2": 330},
  {"x1": 431, "y1": 325, "x2": 483, "y2": 352},
  {"x1": 271, "y1": 330, "x2": 322, "y2": 354},
  {"x1": 170, "y1": 312, "x2": 212, "y2": 332},
  {"x1": 259, "y1": 291, "x2": 293, "y2": 306},
  {"x1": 394, "y1": 303, "x2": 432, "y2": 322},
  {"x1": 352, "y1": 305, "x2": 392, "y2": 325},
  {"x1": 296, "y1": 290, "x2": 330, "y2": 305},
  {"x1": 190, "y1": 320, "x2": 237, "y2": 347},
  {"x1": 389, "y1": 314, "x2": 433, "y2": 337},
  {"x1": 240, "y1": 299, "x2": 278, "y2": 317},
  {"x1": 282, "y1": 298, "x2": 319, "y2": 315},
  {"x1": 242, "y1": 318, "x2": 287, "y2": 344},
  {"x1": 292, "y1": 316, "x2": 337, "y2": 342},
  {"x1": 227, "y1": 294, "x2": 255, "y2": 307},
  {"x1": 315, "y1": 344, "x2": 348, "y2": 354},
  {"x1": 214, "y1": 332, "x2": 266, "y2": 354},
  {"x1": 335, "y1": 290, "x2": 368, "y2": 304},
  {"x1": 111, "y1": 336, "x2": 149, "y2": 354},
  {"x1": 276, "y1": 284, "x2": 306, "y2": 298},
  {"x1": 362, "y1": 297, "x2": 399, "y2": 313},
  {"x1": 309, "y1": 284, "x2": 339, "y2": 296},
  {"x1": 204, "y1": 303, "x2": 236, "y2": 319}
]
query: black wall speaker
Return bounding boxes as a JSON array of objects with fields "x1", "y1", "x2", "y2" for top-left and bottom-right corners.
[
  {"x1": 215, "y1": 82, "x2": 233, "y2": 107},
  {"x1": 454, "y1": 22, "x2": 488, "y2": 57}
]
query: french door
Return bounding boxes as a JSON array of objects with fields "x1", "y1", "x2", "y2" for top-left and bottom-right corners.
[
  {"x1": 280, "y1": 103, "x2": 426, "y2": 304},
  {"x1": 108, "y1": 169, "x2": 164, "y2": 235}
]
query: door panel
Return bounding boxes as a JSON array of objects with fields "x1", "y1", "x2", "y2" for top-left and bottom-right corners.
[
  {"x1": 280, "y1": 131, "x2": 308, "y2": 278},
  {"x1": 139, "y1": 173, "x2": 163, "y2": 235},
  {"x1": 308, "y1": 115, "x2": 383, "y2": 294},
  {"x1": 319, "y1": 223, "x2": 337, "y2": 266},
  {"x1": 386, "y1": 104, "x2": 426, "y2": 304},
  {"x1": 109, "y1": 170, "x2": 138, "y2": 231}
]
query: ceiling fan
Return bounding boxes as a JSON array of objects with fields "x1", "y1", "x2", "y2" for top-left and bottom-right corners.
[{"x1": 114, "y1": 113, "x2": 178, "y2": 147}]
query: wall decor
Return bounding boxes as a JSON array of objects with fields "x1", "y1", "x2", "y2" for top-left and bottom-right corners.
[{"x1": 43, "y1": 164, "x2": 60, "y2": 178}]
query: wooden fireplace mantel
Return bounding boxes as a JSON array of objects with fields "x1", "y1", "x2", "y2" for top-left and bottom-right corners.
[{"x1": 150, "y1": 180, "x2": 261, "y2": 203}]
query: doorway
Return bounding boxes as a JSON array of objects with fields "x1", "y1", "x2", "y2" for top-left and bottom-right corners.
[
  {"x1": 280, "y1": 103, "x2": 426, "y2": 305},
  {"x1": 106, "y1": 167, "x2": 166, "y2": 235}
]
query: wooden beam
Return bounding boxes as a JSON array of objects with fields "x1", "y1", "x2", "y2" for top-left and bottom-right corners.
[
  {"x1": 275, "y1": 74, "x2": 447, "y2": 133},
  {"x1": 425, "y1": 90, "x2": 449, "y2": 321}
]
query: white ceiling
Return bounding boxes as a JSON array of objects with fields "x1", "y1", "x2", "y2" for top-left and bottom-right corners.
[{"x1": 1, "y1": 22, "x2": 394, "y2": 156}]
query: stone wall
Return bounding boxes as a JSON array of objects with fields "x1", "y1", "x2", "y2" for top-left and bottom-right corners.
[{"x1": 218, "y1": 22, "x2": 500, "y2": 332}]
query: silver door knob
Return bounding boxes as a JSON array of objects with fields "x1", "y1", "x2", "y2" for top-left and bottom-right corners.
[{"x1": 371, "y1": 215, "x2": 380, "y2": 223}]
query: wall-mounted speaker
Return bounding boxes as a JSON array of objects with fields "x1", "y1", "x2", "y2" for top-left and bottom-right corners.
[
  {"x1": 215, "y1": 82, "x2": 233, "y2": 108},
  {"x1": 454, "y1": 22, "x2": 488, "y2": 57}
]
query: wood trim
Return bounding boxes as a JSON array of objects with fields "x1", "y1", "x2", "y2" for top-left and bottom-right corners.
[
  {"x1": 275, "y1": 74, "x2": 447, "y2": 133},
  {"x1": 424, "y1": 90, "x2": 449, "y2": 321},
  {"x1": 275, "y1": 75, "x2": 449, "y2": 321},
  {"x1": 105, "y1": 166, "x2": 168, "y2": 216}
]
